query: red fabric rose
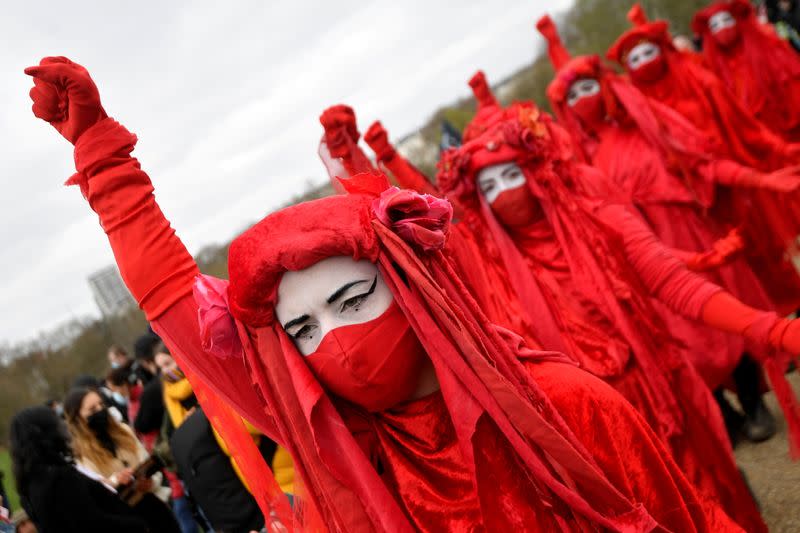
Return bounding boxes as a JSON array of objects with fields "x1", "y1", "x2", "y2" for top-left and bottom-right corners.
[
  {"x1": 193, "y1": 274, "x2": 244, "y2": 360},
  {"x1": 373, "y1": 187, "x2": 453, "y2": 252}
]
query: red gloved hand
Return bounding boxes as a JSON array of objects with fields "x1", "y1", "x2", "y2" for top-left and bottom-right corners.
[
  {"x1": 701, "y1": 291, "x2": 799, "y2": 353},
  {"x1": 757, "y1": 165, "x2": 800, "y2": 193},
  {"x1": 685, "y1": 228, "x2": 744, "y2": 272},
  {"x1": 24, "y1": 56, "x2": 107, "y2": 145},
  {"x1": 364, "y1": 121, "x2": 397, "y2": 163},
  {"x1": 319, "y1": 104, "x2": 360, "y2": 158}
]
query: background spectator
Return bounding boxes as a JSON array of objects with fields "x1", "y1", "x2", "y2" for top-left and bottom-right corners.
[
  {"x1": 9, "y1": 406, "x2": 147, "y2": 532},
  {"x1": 64, "y1": 388, "x2": 179, "y2": 533}
]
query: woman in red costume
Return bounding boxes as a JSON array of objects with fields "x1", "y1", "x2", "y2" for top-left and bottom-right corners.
[
  {"x1": 692, "y1": 0, "x2": 800, "y2": 142},
  {"x1": 436, "y1": 77, "x2": 800, "y2": 531},
  {"x1": 608, "y1": 3, "x2": 800, "y2": 315},
  {"x1": 25, "y1": 55, "x2": 752, "y2": 532},
  {"x1": 536, "y1": 14, "x2": 793, "y2": 442}
]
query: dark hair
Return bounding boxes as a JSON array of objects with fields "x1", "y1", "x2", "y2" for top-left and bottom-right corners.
[
  {"x1": 71, "y1": 374, "x2": 99, "y2": 390},
  {"x1": 152, "y1": 341, "x2": 170, "y2": 357},
  {"x1": 106, "y1": 363, "x2": 133, "y2": 387},
  {"x1": 108, "y1": 344, "x2": 129, "y2": 358},
  {"x1": 133, "y1": 333, "x2": 161, "y2": 362},
  {"x1": 9, "y1": 406, "x2": 73, "y2": 502},
  {"x1": 63, "y1": 388, "x2": 92, "y2": 422}
]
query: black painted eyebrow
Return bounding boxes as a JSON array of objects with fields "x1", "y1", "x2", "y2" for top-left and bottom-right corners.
[
  {"x1": 501, "y1": 165, "x2": 518, "y2": 177},
  {"x1": 283, "y1": 314, "x2": 310, "y2": 331},
  {"x1": 327, "y1": 279, "x2": 368, "y2": 304}
]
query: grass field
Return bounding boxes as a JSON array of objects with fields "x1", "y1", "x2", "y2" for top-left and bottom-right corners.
[{"x1": 0, "y1": 448, "x2": 18, "y2": 512}]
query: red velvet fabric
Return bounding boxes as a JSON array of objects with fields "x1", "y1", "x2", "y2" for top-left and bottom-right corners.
[
  {"x1": 607, "y1": 17, "x2": 800, "y2": 313},
  {"x1": 692, "y1": 0, "x2": 800, "y2": 142},
  {"x1": 437, "y1": 108, "x2": 766, "y2": 532},
  {"x1": 318, "y1": 104, "x2": 376, "y2": 184}
]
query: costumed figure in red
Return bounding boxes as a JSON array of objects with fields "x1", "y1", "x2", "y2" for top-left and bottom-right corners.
[
  {"x1": 27, "y1": 55, "x2": 758, "y2": 533},
  {"x1": 608, "y1": 3, "x2": 800, "y2": 315},
  {"x1": 437, "y1": 74, "x2": 800, "y2": 532},
  {"x1": 537, "y1": 14, "x2": 793, "y2": 443},
  {"x1": 692, "y1": 0, "x2": 800, "y2": 143}
]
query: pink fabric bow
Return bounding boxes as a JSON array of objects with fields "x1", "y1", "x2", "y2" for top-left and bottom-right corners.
[
  {"x1": 373, "y1": 187, "x2": 453, "y2": 252},
  {"x1": 193, "y1": 274, "x2": 244, "y2": 360}
]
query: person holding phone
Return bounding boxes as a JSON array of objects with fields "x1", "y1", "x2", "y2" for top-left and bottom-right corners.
[{"x1": 63, "y1": 388, "x2": 180, "y2": 533}]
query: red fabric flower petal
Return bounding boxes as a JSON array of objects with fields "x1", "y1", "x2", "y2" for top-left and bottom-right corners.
[
  {"x1": 373, "y1": 187, "x2": 453, "y2": 252},
  {"x1": 193, "y1": 274, "x2": 244, "y2": 360}
]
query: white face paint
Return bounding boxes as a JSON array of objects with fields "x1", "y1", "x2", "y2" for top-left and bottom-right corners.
[
  {"x1": 476, "y1": 162, "x2": 527, "y2": 204},
  {"x1": 626, "y1": 41, "x2": 661, "y2": 70},
  {"x1": 567, "y1": 78, "x2": 601, "y2": 107},
  {"x1": 709, "y1": 11, "x2": 736, "y2": 34},
  {"x1": 275, "y1": 257, "x2": 394, "y2": 356}
]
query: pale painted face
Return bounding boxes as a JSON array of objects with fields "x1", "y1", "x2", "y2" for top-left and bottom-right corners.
[
  {"x1": 567, "y1": 78, "x2": 601, "y2": 107},
  {"x1": 476, "y1": 162, "x2": 526, "y2": 204},
  {"x1": 275, "y1": 257, "x2": 394, "y2": 356},
  {"x1": 626, "y1": 41, "x2": 661, "y2": 70},
  {"x1": 709, "y1": 11, "x2": 736, "y2": 34}
]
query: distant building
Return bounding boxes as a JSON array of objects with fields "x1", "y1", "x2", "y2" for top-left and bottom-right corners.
[{"x1": 88, "y1": 265, "x2": 135, "y2": 318}]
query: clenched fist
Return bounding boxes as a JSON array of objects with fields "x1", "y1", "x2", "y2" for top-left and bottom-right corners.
[{"x1": 24, "y1": 56, "x2": 107, "y2": 145}]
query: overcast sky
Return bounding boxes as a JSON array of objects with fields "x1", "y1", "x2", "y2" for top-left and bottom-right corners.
[{"x1": 0, "y1": 0, "x2": 571, "y2": 344}]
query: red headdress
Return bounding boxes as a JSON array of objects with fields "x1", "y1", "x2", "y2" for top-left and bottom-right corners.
[
  {"x1": 607, "y1": 4, "x2": 674, "y2": 64},
  {"x1": 462, "y1": 71, "x2": 510, "y2": 143},
  {"x1": 209, "y1": 170, "x2": 665, "y2": 531}
]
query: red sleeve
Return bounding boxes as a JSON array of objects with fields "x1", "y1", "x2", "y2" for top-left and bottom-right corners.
[
  {"x1": 380, "y1": 152, "x2": 440, "y2": 196},
  {"x1": 73, "y1": 118, "x2": 198, "y2": 320},
  {"x1": 595, "y1": 203, "x2": 722, "y2": 319}
]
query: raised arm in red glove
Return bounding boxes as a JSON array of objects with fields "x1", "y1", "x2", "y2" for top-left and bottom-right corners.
[
  {"x1": 24, "y1": 58, "x2": 289, "y2": 517},
  {"x1": 364, "y1": 121, "x2": 439, "y2": 196},
  {"x1": 318, "y1": 104, "x2": 374, "y2": 176}
]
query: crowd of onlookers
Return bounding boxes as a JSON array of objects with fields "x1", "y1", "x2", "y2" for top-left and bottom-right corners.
[{"x1": 2, "y1": 331, "x2": 293, "y2": 533}]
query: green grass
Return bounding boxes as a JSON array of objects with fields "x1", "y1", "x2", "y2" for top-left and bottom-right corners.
[{"x1": 0, "y1": 448, "x2": 19, "y2": 512}]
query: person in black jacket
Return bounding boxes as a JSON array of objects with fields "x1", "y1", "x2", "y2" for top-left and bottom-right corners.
[
  {"x1": 133, "y1": 334, "x2": 166, "y2": 436},
  {"x1": 170, "y1": 408, "x2": 274, "y2": 533},
  {"x1": 9, "y1": 406, "x2": 148, "y2": 533}
]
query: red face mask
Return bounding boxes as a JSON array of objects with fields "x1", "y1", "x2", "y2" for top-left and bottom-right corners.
[
  {"x1": 489, "y1": 185, "x2": 543, "y2": 229},
  {"x1": 571, "y1": 93, "x2": 606, "y2": 127},
  {"x1": 712, "y1": 26, "x2": 740, "y2": 48},
  {"x1": 627, "y1": 53, "x2": 667, "y2": 84},
  {"x1": 306, "y1": 301, "x2": 427, "y2": 412}
]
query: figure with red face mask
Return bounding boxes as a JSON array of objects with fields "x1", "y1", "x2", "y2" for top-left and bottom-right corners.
[
  {"x1": 537, "y1": 14, "x2": 791, "y2": 444},
  {"x1": 693, "y1": 0, "x2": 800, "y2": 143},
  {"x1": 437, "y1": 74, "x2": 800, "y2": 532},
  {"x1": 25, "y1": 55, "x2": 755, "y2": 532},
  {"x1": 609, "y1": 3, "x2": 800, "y2": 317}
]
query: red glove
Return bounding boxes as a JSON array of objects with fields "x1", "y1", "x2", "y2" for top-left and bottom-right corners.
[
  {"x1": 364, "y1": 121, "x2": 397, "y2": 163},
  {"x1": 24, "y1": 56, "x2": 107, "y2": 145},
  {"x1": 701, "y1": 291, "x2": 800, "y2": 354},
  {"x1": 684, "y1": 228, "x2": 744, "y2": 272},
  {"x1": 319, "y1": 104, "x2": 360, "y2": 158},
  {"x1": 709, "y1": 159, "x2": 800, "y2": 193}
]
